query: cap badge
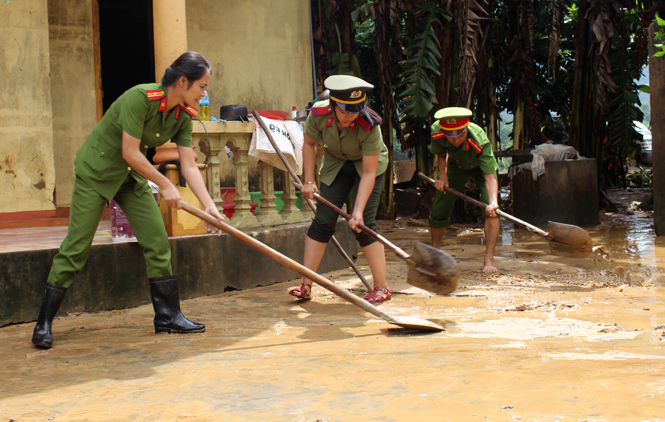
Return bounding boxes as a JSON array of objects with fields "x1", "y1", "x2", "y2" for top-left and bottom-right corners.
[
  {"x1": 350, "y1": 90, "x2": 363, "y2": 99},
  {"x1": 446, "y1": 118, "x2": 458, "y2": 124}
]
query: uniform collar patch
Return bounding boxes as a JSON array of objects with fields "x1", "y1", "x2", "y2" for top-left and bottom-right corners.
[
  {"x1": 178, "y1": 103, "x2": 198, "y2": 119},
  {"x1": 311, "y1": 106, "x2": 332, "y2": 117},
  {"x1": 355, "y1": 116, "x2": 371, "y2": 132},
  {"x1": 147, "y1": 89, "x2": 165, "y2": 101},
  {"x1": 466, "y1": 138, "x2": 482, "y2": 153}
]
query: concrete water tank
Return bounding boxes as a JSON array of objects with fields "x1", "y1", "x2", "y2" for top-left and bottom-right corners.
[{"x1": 511, "y1": 159, "x2": 599, "y2": 227}]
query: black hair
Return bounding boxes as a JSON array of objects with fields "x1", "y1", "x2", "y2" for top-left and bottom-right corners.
[
  {"x1": 161, "y1": 51, "x2": 211, "y2": 87},
  {"x1": 330, "y1": 99, "x2": 383, "y2": 128}
]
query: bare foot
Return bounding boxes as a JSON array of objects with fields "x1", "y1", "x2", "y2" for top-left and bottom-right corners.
[
  {"x1": 483, "y1": 259, "x2": 499, "y2": 273},
  {"x1": 483, "y1": 264, "x2": 499, "y2": 273}
]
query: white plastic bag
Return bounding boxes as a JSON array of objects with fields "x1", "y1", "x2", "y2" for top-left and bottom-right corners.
[
  {"x1": 530, "y1": 143, "x2": 580, "y2": 180},
  {"x1": 249, "y1": 118, "x2": 304, "y2": 175}
]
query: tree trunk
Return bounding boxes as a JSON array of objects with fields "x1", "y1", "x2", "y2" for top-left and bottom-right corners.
[
  {"x1": 372, "y1": 0, "x2": 401, "y2": 218},
  {"x1": 514, "y1": 97, "x2": 525, "y2": 149},
  {"x1": 436, "y1": 20, "x2": 455, "y2": 108},
  {"x1": 569, "y1": 0, "x2": 593, "y2": 157}
]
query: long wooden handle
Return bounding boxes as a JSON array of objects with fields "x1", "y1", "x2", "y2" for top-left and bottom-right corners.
[
  {"x1": 179, "y1": 201, "x2": 395, "y2": 321},
  {"x1": 252, "y1": 110, "x2": 372, "y2": 290},
  {"x1": 311, "y1": 192, "x2": 413, "y2": 262},
  {"x1": 417, "y1": 172, "x2": 551, "y2": 238}
]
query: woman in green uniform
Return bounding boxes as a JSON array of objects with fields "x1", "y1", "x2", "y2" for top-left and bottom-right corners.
[
  {"x1": 32, "y1": 51, "x2": 224, "y2": 348},
  {"x1": 289, "y1": 75, "x2": 393, "y2": 304}
]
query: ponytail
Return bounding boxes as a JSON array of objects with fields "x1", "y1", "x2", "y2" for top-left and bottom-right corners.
[
  {"x1": 161, "y1": 51, "x2": 211, "y2": 87},
  {"x1": 362, "y1": 107, "x2": 383, "y2": 127}
]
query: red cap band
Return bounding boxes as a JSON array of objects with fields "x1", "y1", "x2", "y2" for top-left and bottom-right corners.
[{"x1": 439, "y1": 117, "x2": 470, "y2": 132}]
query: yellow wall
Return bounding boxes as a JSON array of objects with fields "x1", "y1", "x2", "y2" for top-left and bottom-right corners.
[
  {"x1": 186, "y1": 0, "x2": 314, "y2": 188},
  {"x1": 0, "y1": 0, "x2": 57, "y2": 213},
  {"x1": 47, "y1": 0, "x2": 98, "y2": 207},
  {"x1": 186, "y1": 0, "x2": 314, "y2": 119},
  {"x1": 0, "y1": 0, "x2": 313, "y2": 212}
]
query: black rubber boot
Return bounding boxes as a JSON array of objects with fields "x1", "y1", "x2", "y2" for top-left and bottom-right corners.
[
  {"x1": 32, "y1": 282, "x2": 68, "y2": 348},
  {"x1": 149, "y1": 275, "x2": 205, "y2": 333}
]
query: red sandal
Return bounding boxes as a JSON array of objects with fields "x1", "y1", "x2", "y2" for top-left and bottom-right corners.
[
  {"x1": 289, "y1": 282, "x2": 312, "y2": 300},
  {"x1": 363, "y1": 287, "x2": 393, "y2": 304}
]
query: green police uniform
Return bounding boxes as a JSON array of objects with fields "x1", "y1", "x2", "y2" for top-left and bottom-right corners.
[
  {"x1": 306, "y1": 99, "x2": 389, "y2": 185},
  {"x1": 48, "y1": 83, "x2": 198, "y2": 288},
  {"x1": 305, "y1": 98, "x2": 388, "y2": 247},
  {"x1": 429, "y1": 120, "x2": 499, "y2": 229}
]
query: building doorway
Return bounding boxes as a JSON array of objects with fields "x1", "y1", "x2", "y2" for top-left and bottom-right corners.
[{"x1": 97, "y1": 0, "x2": 155, "y2": 113}]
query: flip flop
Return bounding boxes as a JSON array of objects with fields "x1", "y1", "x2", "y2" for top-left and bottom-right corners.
[
  {"x1": 363, "y1": 287, "x2": 393, "y2": 304},
  {"x1": 289, "y1": 282, "x2": 312, "y2": 300}
]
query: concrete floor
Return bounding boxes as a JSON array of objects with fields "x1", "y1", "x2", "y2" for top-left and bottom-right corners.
[{"x1": 1, "y1": 188, "x2": 664, "y2": 421}]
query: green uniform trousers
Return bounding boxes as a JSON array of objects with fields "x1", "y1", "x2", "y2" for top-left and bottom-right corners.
[
  {"x1": 48, "y1": 174, "x2": 172, "y2": 288},
  {"x1": 308, "y1": 160, "x2": 385, "y2": 247},
  {"x1": 429, "y1": 166, "x2": 491, "y2": 229}
]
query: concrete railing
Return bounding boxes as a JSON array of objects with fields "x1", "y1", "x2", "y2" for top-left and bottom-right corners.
[{"x1": 192, "y1": 121, "x2": 322, "y2": 229}]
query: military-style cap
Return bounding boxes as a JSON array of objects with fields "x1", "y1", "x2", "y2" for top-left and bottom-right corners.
[
  {"x1": 434, "y1": 107, "x2": 473, "y2": 137},
  {"x1": 324, "y1": 75, "x2": 373, "y2": 113}
]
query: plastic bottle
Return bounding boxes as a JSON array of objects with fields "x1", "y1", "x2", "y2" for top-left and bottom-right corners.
[
  {"x1": 291, "y1": 106, "x2": 297, "y2": 119},
  {"x1": 199, "y1": 91, "x2": 210, "y2": 121}
]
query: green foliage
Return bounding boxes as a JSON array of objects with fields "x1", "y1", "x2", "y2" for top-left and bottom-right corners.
[
  {"x1": 354, "y1": 19, "x2": 381, "y2": 111},
  {"x1": 328, "y1": 52, "x2": 354, "y2": 76},
  {"x1": 565, "y1": 3, "x2": 578, "y2": 23},
  {"x1": 351, "y1": 2, "x2": 372, "y2": 22},
  {"x1": 397, "y1": 5, "x2": 451, "y2": 120},
  {"x1": 492, "y1": 0, "x2": 577, "y2": 145},
  {"x1": 626, "y1": 168, "x2": 652, "y2": 188},
  {"x1": 653, "y1": 15, "x2": 665, "y2": 58},
  {"x1": 606, "y1": 49, "x2": 644, "y2": 159}
]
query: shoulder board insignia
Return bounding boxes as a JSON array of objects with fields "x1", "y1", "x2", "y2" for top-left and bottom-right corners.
[
  {"x1": 146, "y1": 89, "x2": 165, "y2": 101},
  {"x1": 467, "y1": 138, "x2": 483, "y2": 154},
  {"x1": 325, "y1": 116, "x2": 334, "y2": 127},
  {"x1": 158, "y1": 98, "x2": 168, "y2": 112},
  {"x1": 311, "y1": 106, "x2": 332, "y2": 117},
  {"x1": 354, "y1": 116, "x2": 371, "y2": 132},
  {"x1": 432, "y1": 131, "x2": 445, "y2": 140},
  {"x1": 178, "y1": 103, "x2": 198, "y2": 119}
]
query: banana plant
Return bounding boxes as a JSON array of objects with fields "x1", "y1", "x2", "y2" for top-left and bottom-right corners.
[
  {"x1": 398, "y1": 5, "x2": 451, "y2": 123},
  {"x1": 397, "y1": 3, "x2": 452, "y2": 181}
]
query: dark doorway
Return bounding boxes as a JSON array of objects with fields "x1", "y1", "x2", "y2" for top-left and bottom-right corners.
[{"x1": 98, "y1": 0, "x2": 155, "y2": 113}]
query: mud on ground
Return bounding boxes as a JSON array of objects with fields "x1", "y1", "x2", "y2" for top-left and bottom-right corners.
[
  {"x1": 373, "y1": 186, "x2": 660, "y2": 292},
  {"x1": 0, "y1": 187, "x2": 663, "y2": 421}
]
